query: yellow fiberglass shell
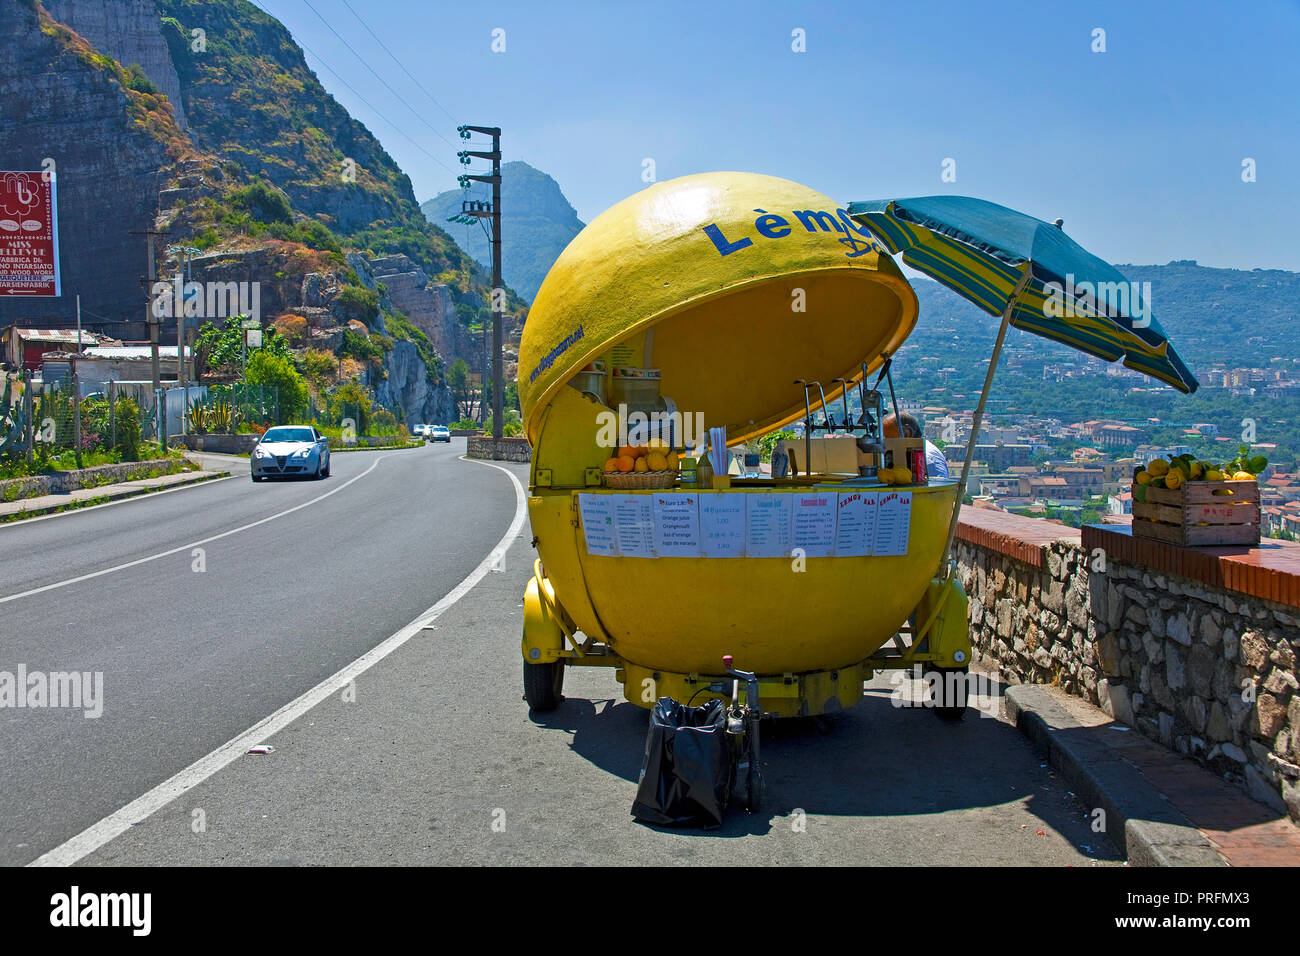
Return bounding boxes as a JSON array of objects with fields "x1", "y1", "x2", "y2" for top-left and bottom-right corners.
[
  {"x1": 518, "y1": 171, "x2": 918, "y2": 447},
  {"x1": 528, "y1": 482, "x2": 957, "y2": 676}
]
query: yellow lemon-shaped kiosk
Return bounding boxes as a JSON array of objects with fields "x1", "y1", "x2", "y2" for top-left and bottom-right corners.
[{"x1": 519, "y1": 172, "x2": 965, "y2": 718}]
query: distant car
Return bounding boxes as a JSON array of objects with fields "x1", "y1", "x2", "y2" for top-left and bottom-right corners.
[
  {"x1": 251, "y1": 425, "x2": 330, "y2": 481},
  {"x1": 412, "y1": 424, "x2": 429, "y2": 437},
  {"x1": 429, "y1": 425, "x2": 451, "y2": 443}
]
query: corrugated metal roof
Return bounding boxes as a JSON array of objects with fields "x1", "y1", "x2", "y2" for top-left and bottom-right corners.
[
  {"x1": 17, "y1": 328, "x2": 109, "y2": 344},
  {"x1": 83, "y1": 346, "x2": 188, "y2": 359}
]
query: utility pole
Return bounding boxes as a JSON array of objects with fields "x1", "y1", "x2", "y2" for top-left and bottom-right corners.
[
  {"x1": 169, "y1": 245, "x2": 199, "y2": 434},
  {"x1": 129, "y1": 227, "x2": 167, "y2": 392},
  {"x1": 454, "y1": 125, "x2": 503, "y2": 441}
]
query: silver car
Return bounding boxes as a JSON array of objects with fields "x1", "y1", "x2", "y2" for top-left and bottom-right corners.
[{"x1": 251, "y1": 425, "x2": 331, "y2": 481}]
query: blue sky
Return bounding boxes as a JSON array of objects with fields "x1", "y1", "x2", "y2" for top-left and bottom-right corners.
[{"x1": 251, "y1": 0, "x2": 1300, "y2": 271}]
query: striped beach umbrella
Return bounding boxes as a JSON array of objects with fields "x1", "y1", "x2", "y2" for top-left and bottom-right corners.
[
  {"x1": 845, "y1": 195, "x2": 1199, "y2": 566},
  {"x1": 846, "y1": 196, "x2": 1197, "y2": 393}
]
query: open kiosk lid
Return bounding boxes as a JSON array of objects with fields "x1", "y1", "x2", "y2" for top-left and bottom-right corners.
[{"x1": 519, "y1": 171, "x2": 919, "y2": 447}]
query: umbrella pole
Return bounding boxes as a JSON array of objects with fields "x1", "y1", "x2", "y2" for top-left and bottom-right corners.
[{"x1": 938, "y1": 268, "x2": 1031, "y2": 574}]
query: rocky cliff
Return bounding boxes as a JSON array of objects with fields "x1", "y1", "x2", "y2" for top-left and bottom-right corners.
[
  {"x1": 0, "y1": 1, "x2": 182, "y2": 332},
  {"x1": 372, "y1": 340, "x2": 455, "y2": 425},
  {"x1": 43, "y1": 0, "x2": 187, "y2": 128},
  {"x1": 1, "y1": 0, "x2": 501, "y2": 426},
  {"x1": 421, "y1": 161, "x2": 585, "y2": 303}
]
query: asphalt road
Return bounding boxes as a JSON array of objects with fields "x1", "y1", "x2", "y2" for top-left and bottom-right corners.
[
  {"x1": 3, "y1": 440, "x2": 1122, "y2": 867},
  {"x1": 79, "y1": 519, "x2": 1122, "y2": 866},
  {"x1": 0, "y1": 439, "x2": 515, "y2": 866}
]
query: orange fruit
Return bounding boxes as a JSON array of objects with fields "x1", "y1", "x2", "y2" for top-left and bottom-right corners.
[
  {"x1": 603, "y1": 458, "x2": 620, "y2": 473},
  {"x1": 617, "y1": 455, "x2": 635, "y2": 473},
  {"x1": 618, "y1": 445, "x2": 639, "y2": 459}
]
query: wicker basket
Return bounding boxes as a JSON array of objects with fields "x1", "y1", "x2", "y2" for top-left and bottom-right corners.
[{"x1": 602, "y1": 470, "x2": 677, "y2": 490}]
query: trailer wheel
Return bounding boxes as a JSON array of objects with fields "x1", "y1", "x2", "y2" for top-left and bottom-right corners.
[
  {"x1": 523, "y1": 660, "x2": 564, "y2": 711},
  {"x1": 927, "y1": 665, "x2": 969, "y2": 721}
]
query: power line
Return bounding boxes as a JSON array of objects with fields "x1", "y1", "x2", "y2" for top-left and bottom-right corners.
[
  {"x1": 297, "y1": 0, "x2": 461, "y2": 151},
  {"x1": 295, "y1": 39, "x2": 459, "y2": 176},
  {"x1": 247, "y1": 0, "x2": 458, "y2": 176},
  {"x1": 336, "y1": 0, "x2": 460, "y2": 126}
]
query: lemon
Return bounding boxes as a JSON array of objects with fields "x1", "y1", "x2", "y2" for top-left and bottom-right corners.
[
  {"x1": 646, "y1": 452, "x2": 668, "y2": 471},
  {"x1": 634, "y1": 457, "x2": 650, "y2": 473},
  {"x1": 1231, "y1": 471, "x2": 1255, "y2": 482},
  {"x1": 1147, "y1": 459, "x2": 1170, "y2": 477},
  {"x1": 1189, "y1": 461, "x2": 1203, "y2": 479},
  {"x1": 666, "y1": 452, "x2": 678, "y2": 471},
  {"x1": 1165, "y1": 470, "x2": 1184, "y2": 491},
  {"x1": 1135, "y1": 470, "x2": 1151, "y2": 486},
  {"x1": 878, "y1": 468, "x2": 895, "y2": 485},
  {"x1": 893, "y1": 467, "x2": 913, "y2": 484},
  {"x1": 1205, "y1": 469, "x2": 1224, "y2": 482}
]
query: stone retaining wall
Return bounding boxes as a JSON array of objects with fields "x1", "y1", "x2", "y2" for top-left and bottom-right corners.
[
  {"x1": 955, "y1": 509, "x2": 1300, "y2": 822},
  {"x1": 0, "y1": 458, "x2": 185, "y2": 502},
  {"x1": 171, "y1": 434, "x2": 259, "y2": 453},
  {"x1": 466, "y1": 436, "x2": 531, "y2": 462}
]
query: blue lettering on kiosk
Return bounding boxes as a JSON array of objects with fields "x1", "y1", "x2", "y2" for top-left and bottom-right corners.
[{"x1": 702, "y1": 206, "x2": 884, "y2": 259}]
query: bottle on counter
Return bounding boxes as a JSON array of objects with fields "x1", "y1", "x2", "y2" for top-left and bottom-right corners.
[
  {"x1": 680, "y1": 455, "x2": 697, "y2": 486},
  {"x1": 695, "y1": 454, "x2": 714, "y2": 489}
]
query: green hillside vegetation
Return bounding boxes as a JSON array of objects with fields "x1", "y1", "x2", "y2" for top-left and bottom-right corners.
[
  {"x1": 900, "y1": 264, "x2": 1300, "y2": 467},
  {"x1": 156, "y1": 0, "x2": 522, "y2": 313}
]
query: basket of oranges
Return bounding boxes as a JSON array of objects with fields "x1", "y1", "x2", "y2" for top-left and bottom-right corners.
[{"x1": 602, "y1": 444, "x2": 679, "y2": 489}]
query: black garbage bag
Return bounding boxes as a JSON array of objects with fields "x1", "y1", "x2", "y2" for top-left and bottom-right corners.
[{"x1": 631, "y1": 697, "x2": 732, "y2": 827}]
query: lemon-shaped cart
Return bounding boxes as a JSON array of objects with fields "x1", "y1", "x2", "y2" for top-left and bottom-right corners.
[{"x1": 518, "y1": 172, "x2": 972, "y2": 720}]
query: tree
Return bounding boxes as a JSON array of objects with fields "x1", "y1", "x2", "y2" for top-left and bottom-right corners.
[
  {"x1": 448, "y1": 358, "x2": 471, "y2": 419},
  {"x1": 328, "y1": 381, "x2": 373, "y2": 435},
  {"x1": 245, "y1": 350, "x2": 308, "y2": 424},
  {"x1": 194, "y1": 319, "x2": 291, "y2": 378},
  {"x1": 298, "y1": 348, "x2": 337, "y2": 394}
]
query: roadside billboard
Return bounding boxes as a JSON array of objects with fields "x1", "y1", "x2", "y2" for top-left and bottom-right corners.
[{"x1": 0, "y1": 172, "x2": 60, "y2": 297}]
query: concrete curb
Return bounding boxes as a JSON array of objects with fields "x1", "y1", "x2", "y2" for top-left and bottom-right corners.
[
  {"x1": 0, "y1": 471, "x2": 229, "y2": 522},
  {"x1": 1004, "y1": 684, "x2": 1227, "y2": 867}
]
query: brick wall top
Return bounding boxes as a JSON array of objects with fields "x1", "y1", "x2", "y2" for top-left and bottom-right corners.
[
  {"x1": 1084, "y1": 523, "x2": 1300, "y2": 610},
  {"x1": 955, "y1": 507, "x2": 1081, "y2": 568}
]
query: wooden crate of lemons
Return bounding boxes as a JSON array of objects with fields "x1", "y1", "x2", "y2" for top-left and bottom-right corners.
[{"x1": 1132, "y1": 453, "x2": 1264, "y2": 546}]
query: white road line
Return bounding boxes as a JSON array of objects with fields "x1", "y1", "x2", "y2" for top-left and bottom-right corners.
[
  {"x1": 28, "y1": 457, "x2": 527, "y2": 867},
  {"x1": 0, "y1": 456, "x2": 387, "y2": 606},
  {"x1": 0, "y1": 474, "x2": 236, "y2": 529}
]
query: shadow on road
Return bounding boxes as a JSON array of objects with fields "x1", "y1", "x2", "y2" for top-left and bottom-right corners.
[{"x1": 526, "y1": 678, "x2": 1121, "y2": 856}]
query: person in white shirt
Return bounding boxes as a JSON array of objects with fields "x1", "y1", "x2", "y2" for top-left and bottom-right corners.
[{"x1": 882, "y1": 412, "x2": 951, "y2": 479}]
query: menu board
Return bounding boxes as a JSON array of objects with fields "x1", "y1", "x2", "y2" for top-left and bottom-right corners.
[
  {"x1": 578, "y1": 493, "x2": 620, "y2": 556},
  {"x1": 698, "y1": 492, "x2": 746, "y2": 557},
  {"x1": 790, "y1": 492, "x2": 836, "y2": 558},
  {"x1": 745, "y1": 493, "x2": 793, "y2": 558},
  {"x1": 578, "y1": 488, "x2": 914, "y2": 559},
  {"x1": 874, "y1": 490, "x2": 913, "y2": 556},
  {"x1": 834, "y1": 490, "x2": 878, "y2": 557},
  {"x1": 612, "y1": 494, "x2": 656, "y2": 558},
  {"x1": 652, "y1": 492, "x2": 701, "y2": 557}
]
